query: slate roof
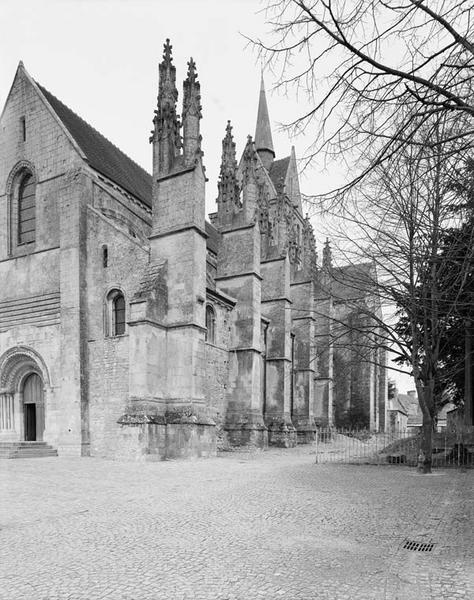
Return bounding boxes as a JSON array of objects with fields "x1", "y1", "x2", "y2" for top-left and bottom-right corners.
[
  {"x1": 269, "y1": 156, "x2": 290, "y2": 189},
  {"x1": 37, "y1": 83, "x2": 153, "y2": 207},
  {"x1": 205, "y1": 221, "x2": 220, "y2": 255},
  {"x1": 37, "y1": 81, "x2": 218, "y2": 252},
  {"x1": 389, "y1": 396, "x2": 408, "y2": 415},
  {"x1": 331, "y1": 262, "x2": 375, "y2": 301}
]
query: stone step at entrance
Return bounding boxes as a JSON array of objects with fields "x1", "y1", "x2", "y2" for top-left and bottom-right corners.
[{"x1": 0, "y1": 441, "x2": 58, "y2": 459}]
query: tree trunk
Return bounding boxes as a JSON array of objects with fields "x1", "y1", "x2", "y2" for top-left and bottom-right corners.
[
  {"x1": 418, "y1": 413, "x2": 433, "y2": 473},
  {"x1": 416, "y1": 383, "x2": 434, "y2": 474}
]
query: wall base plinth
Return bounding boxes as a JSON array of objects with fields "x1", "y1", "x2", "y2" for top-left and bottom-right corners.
[
  {"x1": 266, "y1": 416, "x2": 297, "y2": 448},
  {"x1": 116, "y1": 402, "x2": 216, "y2": 460},
  {"x1": 223, "y1": 412, "x2": 268, "y2": 449},
  {"x1": 293, "y1": 418, "x2": 317, "y2": 444}
]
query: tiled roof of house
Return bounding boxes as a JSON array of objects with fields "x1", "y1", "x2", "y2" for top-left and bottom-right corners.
[
  {"x1": 269, "y1": 156, "x2": 290, "y2": 189},
  {"x1": 37, "y1": 82, "x2": 153, "y2": 207},
  {"x1": 389, "y1": 397, "x2": 408, "y2": 415}
]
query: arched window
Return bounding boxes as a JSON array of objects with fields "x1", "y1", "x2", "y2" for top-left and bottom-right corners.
[
  {"x1": 205, "y1": 304, "x2": 216, "y2": 344},
  {"x1": 106, "y1": 289, "x2": 126, "y2": 336},
  {"x1": 17, "y1": 171, "x2": 36, "y2": 245},
  {"x1": 113, "y1": 294, "x2": 126, "y2": 336}
]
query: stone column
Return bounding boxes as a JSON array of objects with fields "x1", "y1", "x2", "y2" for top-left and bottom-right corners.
[{"x1": 0, "y1": 392, "x2": 15, "y2": 438}]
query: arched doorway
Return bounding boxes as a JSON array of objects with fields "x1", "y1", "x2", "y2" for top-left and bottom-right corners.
[{"x1": 22, "y1": 373, "x2": 44, "y2": 441}]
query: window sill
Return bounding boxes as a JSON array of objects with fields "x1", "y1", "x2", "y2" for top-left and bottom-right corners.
[{"x1": 106, "y1": 333, "x2": 129, "y2": 339}]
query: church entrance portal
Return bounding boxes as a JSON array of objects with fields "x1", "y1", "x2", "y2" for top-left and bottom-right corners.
[{"x1": 22, "y1": 373, "x2": 44, "y2": 442}]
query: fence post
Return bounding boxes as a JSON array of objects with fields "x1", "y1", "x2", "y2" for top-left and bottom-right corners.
[{"x1": 315, "y1": 429, "x2": 319, "y2": 464}]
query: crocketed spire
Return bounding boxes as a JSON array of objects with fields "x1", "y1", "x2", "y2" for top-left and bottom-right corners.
[
  {"x1": 322, "y1": 238, "x2": 333, "y2": 270},
  {"x1": 183, "y1": 57, "x2": 201, "y2": 119},
  {"x1": 182, "y1": 57, "x2": 202, "y2": 167},
  {"x1": 151, "y1": 38, "x2": 182, "y2": 175},
  {"x1": 216, "y1": 121, "x2": 240, "y2": 213}
]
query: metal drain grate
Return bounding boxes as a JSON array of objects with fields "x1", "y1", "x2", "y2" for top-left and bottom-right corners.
[{"x1": 403, "y1": 539, "x2": 434, "y2": 552}]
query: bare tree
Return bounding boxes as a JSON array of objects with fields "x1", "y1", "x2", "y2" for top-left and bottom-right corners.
[
  {"x1": 253, "y1": 0, "x2": 474, "y2": 198},
  {"x1": 316, "y1": 114, "x2": 474, "y2": 472},
  {"x1": 252, "y1": 1, "x2": 474, "y2": 472}
]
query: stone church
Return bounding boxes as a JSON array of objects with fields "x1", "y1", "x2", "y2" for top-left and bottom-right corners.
[{"x1": 0, "y1": 40, "x2": 387, "y2": 459}]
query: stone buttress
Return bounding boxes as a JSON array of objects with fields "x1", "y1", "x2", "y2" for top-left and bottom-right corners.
[
  {"x1": 117, "y1": 40, "x2": 215, "y2": 459},
  {"x1": 313, "y1": 240, "x2": 335, "y2": 426},
  {"x1": 290, "y1": 216, "x2": 318, "y2": 443},
  {"x1": 214, "y1": 126, "x2": 267, "y2": 448}
]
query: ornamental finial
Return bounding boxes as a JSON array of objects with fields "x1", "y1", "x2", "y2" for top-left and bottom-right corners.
[{"x1": 163, "y1": 38, "x2": 173, "y2": 64}]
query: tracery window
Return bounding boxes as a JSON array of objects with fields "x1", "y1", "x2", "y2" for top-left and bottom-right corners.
[
  {"x1": 17, "y1": 171, "x2": 36, "y2": 245},
  {"x1": 205, "y1": 304, "x2": 216, "y2": 344}
]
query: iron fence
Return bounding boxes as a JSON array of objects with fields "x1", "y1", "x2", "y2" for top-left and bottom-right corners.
[{"x1": 313, "y1": 427, "x2": 474, "y2": 467}]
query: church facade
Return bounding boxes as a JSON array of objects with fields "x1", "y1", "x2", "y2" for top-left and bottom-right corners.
[{"x1": 0, "y1": 41, "x2": 387, "y2": 459}]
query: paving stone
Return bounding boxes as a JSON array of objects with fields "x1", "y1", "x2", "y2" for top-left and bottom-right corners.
[{"x1": 0, "y1": 448, "x2": 472, "y2": 599}]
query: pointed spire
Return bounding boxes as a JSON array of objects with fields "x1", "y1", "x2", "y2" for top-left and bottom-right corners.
[
  {"x1": 183, "y1": 57, "x2": 201, "y2": 118},
  {"x1": 254, "y1": 74, "x2": 275, "y2": 171},
  {"x1": 221, "y1": 120, "x2": 237, "y2": 173},
  {"x1": 242, "y1": 135, "x2": 258, "y2": 183},
  {"x1": 182, "y1": 57, "x2": 202, "y2": 167},
  {"x1": 158, "y1": 38, "x2": 178, "y2": 110},
  {"x1": 152, "y1": 38, "x2": 182, "y2": 176},
  {"x1": 322, "y1": 238, "x2": 333, "y2": 270},
  {"x1": 216, "y1": 121, "x2": 240, "y2": 219}
]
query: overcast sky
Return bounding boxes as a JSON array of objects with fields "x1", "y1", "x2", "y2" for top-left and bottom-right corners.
[
  {"x1": 0, "y1": 0, "x2": 415, "y2": 393},
  {"x1": 0, "y1": 0, "x2": 326, "y2": 212}
]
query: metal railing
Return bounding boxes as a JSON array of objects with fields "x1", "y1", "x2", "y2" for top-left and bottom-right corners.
[{"x1": 313, "y1": 427, "x2": 474, "y2": 467}]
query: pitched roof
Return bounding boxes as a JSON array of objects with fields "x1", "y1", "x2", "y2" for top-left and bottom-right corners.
[
  {"x1": 205, "y1": 221, "x2": 220, "y2": 255},
  {"x1": 269, "y1": 156, "x2": 290, "y2": 189},
  {"x1": 331, "y1": 262, "x2": 375, "y2": 301},
  {"x1": 389, "y1": 397, "x2": 408, "y2": 415},
  {"x1": 37, "y1": 83, "x2": 153, "y2": 206},
  {"x1": 36, "y1": 80, "x2": 217, "y2": 253}
]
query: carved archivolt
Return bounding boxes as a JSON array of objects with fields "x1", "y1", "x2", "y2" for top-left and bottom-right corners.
[
  {"x1": 5, "y1": 160, "x2": 37, "y2": 195},
  {"x1": 0, "y1": 346, "x2": 51, "y2": 393}
]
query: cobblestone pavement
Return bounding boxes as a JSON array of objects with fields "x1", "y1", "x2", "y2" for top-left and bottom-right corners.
[{"x1": 0, "y1": 447, "x2": 473, "y2": 600}]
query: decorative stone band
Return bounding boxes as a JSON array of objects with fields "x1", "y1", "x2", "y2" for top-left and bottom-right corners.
[
  {"x1": 149, "y1": 223, "x2": 207, "y2": 241},
  {"x1": 289, "y1": 279, "x2": 313, "y2": 286},
  {"x1": 261, "y1": 296, "x2": 292, "y2": 303},
  {"x1": 155, "y1": 165, "x2": 196, "y2": 183},
  {"x1": 117, "y1": 403, "x2": 215, "y2": 427},
  {"x1": 214, "y1": 271, "x2": 263, "y2": 282},
  {"x1": 0, "y1": 292, "x2": 60, "y2": 332}
]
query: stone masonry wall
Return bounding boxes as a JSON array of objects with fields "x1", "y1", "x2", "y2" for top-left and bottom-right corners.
[
  {"x1": 203, "y1": 299, "x2": 232, "y2": 448},
  {"x1": 86, "y1": 181, "x2": 150, "y2": 458},
  {"x1": 0, "y1": 66, "x2": 85, "y2": 453}
]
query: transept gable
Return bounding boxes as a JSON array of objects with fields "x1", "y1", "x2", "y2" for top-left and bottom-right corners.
[{"x1": 0, "y1": 62, "x2": 87, "y2": 182}]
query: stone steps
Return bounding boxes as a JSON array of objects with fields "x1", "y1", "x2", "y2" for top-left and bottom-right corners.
[{"x1": 0, "y1": 441, "x2": 58, "y2": 459}]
